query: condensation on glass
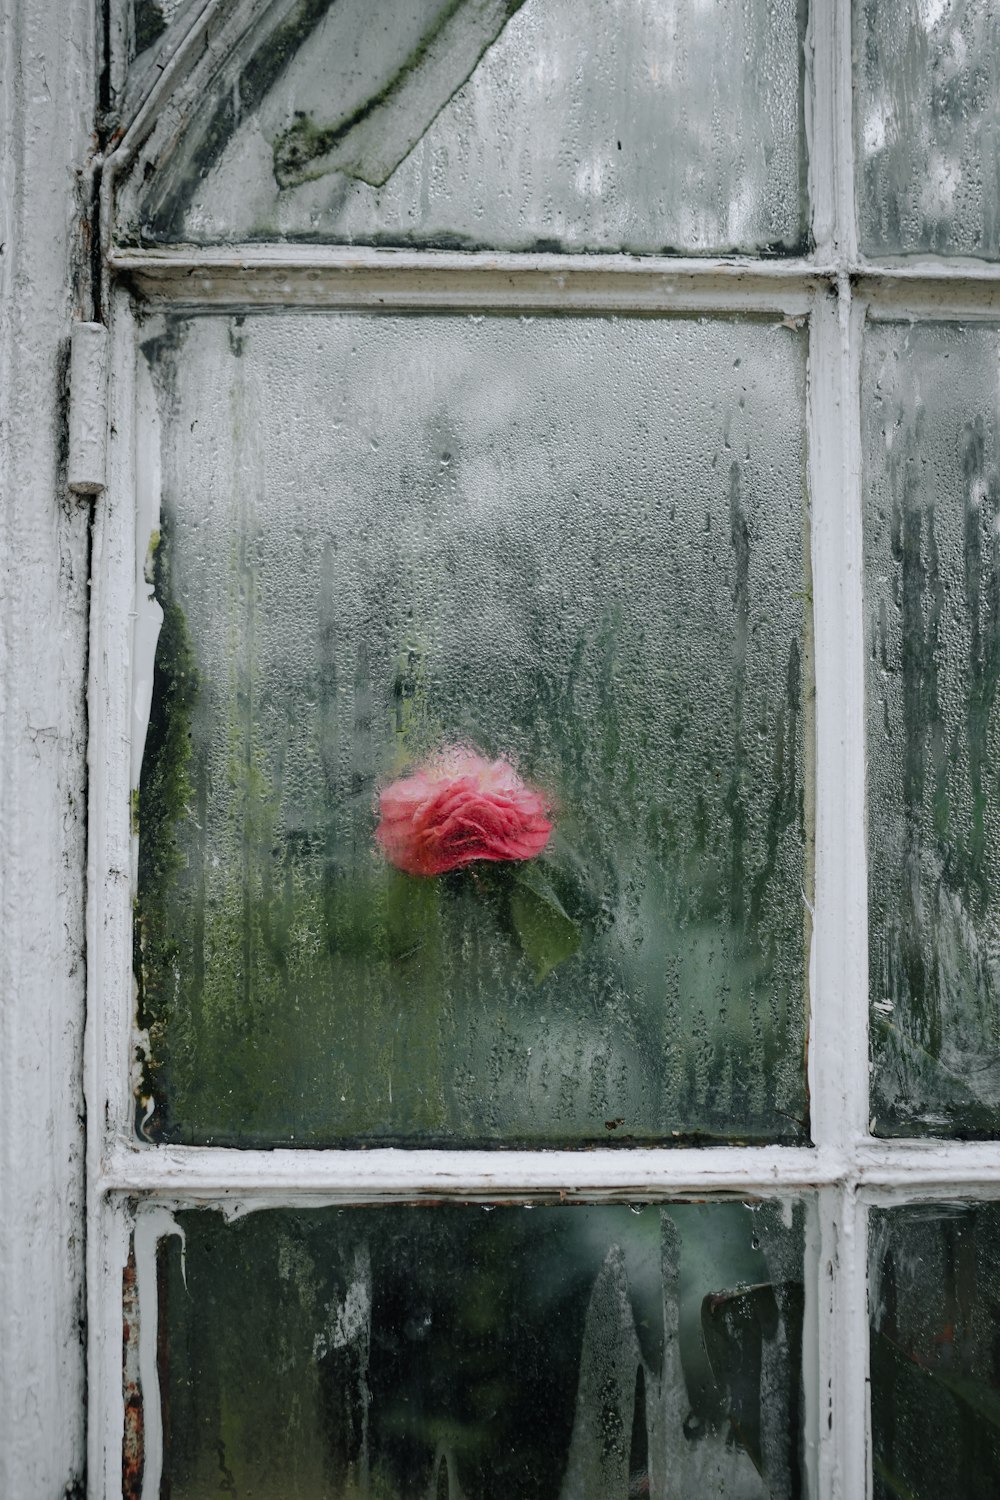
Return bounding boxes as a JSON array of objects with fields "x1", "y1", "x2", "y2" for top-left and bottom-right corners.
[
  {"x1": 865, "y1": 320, "x2": 1000, "y2": 1136},
  {"x1": 119, "y1": 0, "x2": 808, "y2": 255},
  {"x1": 148, "y1": 1200, "x2": 808, "y2": 1499},
  {"x1": 855, "y1": 0, "x2": 1000, "y2": 259},
  {"x1": 870, "y1": 1201, "x2": 1000, "y2": 1500},
  {"x1": 135, "y1": 310, "x2": 812, "y2": 1148}
]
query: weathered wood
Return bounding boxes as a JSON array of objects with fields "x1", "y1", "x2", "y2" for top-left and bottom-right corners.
[{"x1": 0, "y1": 0, "x2": 95, "y2": 1491}]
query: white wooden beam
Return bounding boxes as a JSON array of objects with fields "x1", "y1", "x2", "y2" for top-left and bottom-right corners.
[{"x1": 0, "y1": 0, "x2": 95, "y2": 1493}]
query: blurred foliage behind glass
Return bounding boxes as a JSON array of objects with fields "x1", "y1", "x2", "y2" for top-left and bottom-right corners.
[
  {"x1": 157, "y1": 1201, "x2": 807, "y2": 1499},
  {"x1": 870, "y1": 1202, "x2": 1000, "y2": 1500}
]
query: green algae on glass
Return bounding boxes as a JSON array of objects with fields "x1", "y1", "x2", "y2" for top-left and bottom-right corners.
[
  {"x1": 134, "y1": 525, "x2": 200, "y2": 1140},
  {"x1": 136, "y1": 310, "x2": 811, "y2": 1148},
  {"x1": 272, "y1": 0, "x2": 530, "y2": 189},
  {"x1": 155, "y1": 1201, "x2": 807, "y2": 1500},
  {"x1": 865, "y1": 322, "x2": 1000, "y2": 1136},
  {"x1": 137, "y1": 0, "x2": 337, "y2": 242}
]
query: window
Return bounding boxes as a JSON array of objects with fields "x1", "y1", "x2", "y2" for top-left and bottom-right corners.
[{"x1": 72, "y1": 2, "x2": 1000, "y2": 1496}]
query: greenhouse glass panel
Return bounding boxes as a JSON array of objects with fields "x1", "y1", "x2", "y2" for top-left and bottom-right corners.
[
  {"x1": 147, "y1": 1200, "x2": 808, "y2": 1498},
  {"x1": 126, "y1": 0, "x2": 808, "y2": 255},
  {"x1": 855, "y1": 0, "x2": 1000, "y2": 259},
  {"x1": 870, "y1": 1202, "x2": 1000, "y2": 1500},
  {"x1": 136, "y1": 310, "x2": 811, "y2": 1147},
  {"x1": 865, "y1": 321, "x2": 1000, "y2": 1136}
]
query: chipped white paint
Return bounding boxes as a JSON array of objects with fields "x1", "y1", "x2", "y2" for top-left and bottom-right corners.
[
  {"x1": 108, "y1": 0, "x2": 215, "y2": 137},
  {"x1": 134, "y1": 1208, "x2": 185, "y2": 1500},
  {"x1": 89, "y1": 1197, "x2": 132, "y2": 1500},
  {"x1": 112, "y1": 245, "x2": 825, "y2": 316},
  {"x1": 807, "y1": 282, "x2": 868, "y2": 1159},
  {"x1": 87, "y1": 285, "x2": 144, "y2": 1499},
  {"x1": 99, "y1": 1138, "x2": 1000, "y2": 1206},
  {"x1": 109, "y1": 244, "x2": 834, "y2": 279},
  {"x1": 68, "y1": 321, "x2": 110, "y2": 495},
  {"x1": 0, "y1": 0, "x2": 94, "y2": 1494},
  {"x1": 103, "y1": 1143, "x2": 848, "y2": 1206},
  {"x1": 101, "y1": 0, "x2": 289, "y2": 270},
  {"x1": 109, "y1": 245, "x2": 1000, "y2": 320}
]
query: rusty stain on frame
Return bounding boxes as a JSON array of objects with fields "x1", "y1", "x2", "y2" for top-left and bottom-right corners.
[{"x1": 122, "y1": 1244, "x2": 144, "y2": 1499}]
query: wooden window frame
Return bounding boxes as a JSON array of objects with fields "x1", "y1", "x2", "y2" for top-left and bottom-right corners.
[{"x1": 64, "y1": 3, "x2": 1000, "y2": 1496}]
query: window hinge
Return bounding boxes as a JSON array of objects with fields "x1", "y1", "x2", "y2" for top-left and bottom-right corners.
[{"x1": 68, "y1": 319, "x2": 109, "y2": 496}]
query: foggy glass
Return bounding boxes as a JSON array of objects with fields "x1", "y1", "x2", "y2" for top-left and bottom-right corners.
[
  {"x1": 856, "y1": 0, "x2": 1000, "y2": 259},
  {"x1": 870, "y1": 1202, "x2": 1000, "y2": 1500},
  {"x1": 127, "y1": 0, "x2": 808, "y2": 256},
  {"x1": 153, "y1": 1200, "x2": 808, "y2": 1498},
  {"x1": 865, "y1": 321, "x2": 1000, "y2": 1136},
  {"x1": 136, "y1": 310, "x2": 811, "y2": 1147}
]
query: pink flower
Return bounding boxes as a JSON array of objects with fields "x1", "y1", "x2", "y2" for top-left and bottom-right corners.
[{"x1": 376, "y1": 748, "x2": 553, "y2": 877}]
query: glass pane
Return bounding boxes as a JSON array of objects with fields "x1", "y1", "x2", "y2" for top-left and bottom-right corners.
[
  {"x1": 148, "y1": 1200, "x2": 808, "y2": 1498},
  {"x1": 870, "y1": 1202, "x2": 1000, "y2": 1500},
  {"x1": 126, "y1": 0, "x2": 808, "y2": 255},
  {"x1": 865, "y1": 321, "x2": 1000, "y2": 1136},
  {"x1": 855, "y1": 0, "x2": 1000, "y2": 259},
  {"x1": 136, "y1": 311, "x2": 811, "y2": 1148}
]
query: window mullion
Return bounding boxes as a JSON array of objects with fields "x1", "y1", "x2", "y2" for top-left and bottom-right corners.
[
  {"x1": 807, "y1": 0, "x2": 869, "y2": 1455},
  {"x1": 101, "y1": 1142, "x2": 839, "y2": 1204},
  {"x1": 830, "y1": 1184, "x2": 871, "y2": 1500},
  {"x1": 805, "y1": 0, "x2": 837, "y2": 260},
  {"x1": 832, "y1": 0, "x2": 860, "y2": 265},
  {"x1": 87, "y1": 288, "x2": 142, "y2": 1500},
  {"x1": 807, "y1": 280, "x2": 868, "y2": 1156},
  {"x1": 88, "y1": 288, "x2": 146, "y2": 1161},
  {"x1": 103, "y1": 1137, "x2": 1000, "y2": 1204},
  {"x1": 112, "y1": 246, "x2": 825, "y2": 317}
]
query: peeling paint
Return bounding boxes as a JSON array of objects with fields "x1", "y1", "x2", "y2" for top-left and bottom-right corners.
[
  {"x1": 0, "y1": 0, "x2": 93, "y2": 1493},
  {"x1": 134, "y1": 1209, "x2": 186, "y2": 1500}
]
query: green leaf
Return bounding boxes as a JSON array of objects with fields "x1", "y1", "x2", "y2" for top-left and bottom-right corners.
[
  {"x1": 538, "y1": 831, "x2": 616, "y2": 934},
  {"x1": 874, "y1": 1326, "x2": 1000, "y2": 1434},
  {"x1": 870, "y1": 1330, "x2": 1000, "y2": 1500},
  {"x1": 873, "y1": 1453, "x2": 921, "y2": 1500},
  {"x1": 508, "y1": 863, "x2": 581, "y2": 983},
  {"x1": 384, "y1": 868, "x2": 442, "y2": 965}
]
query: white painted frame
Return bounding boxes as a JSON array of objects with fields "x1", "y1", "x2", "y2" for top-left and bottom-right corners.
[
  {"x1": 83, "y1": 3, "x2": 1000, "y2": 1497},
  {"x1": 0, "y1": 1, "x2": 95, "y2": 1494}
]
